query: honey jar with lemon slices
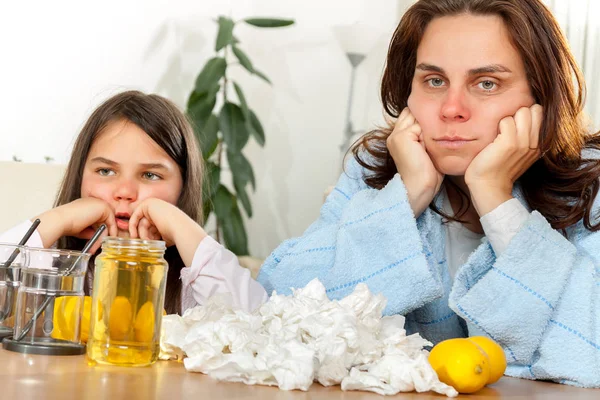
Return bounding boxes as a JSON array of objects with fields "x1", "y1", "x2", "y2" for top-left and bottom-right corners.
[{"x1": 86, "y1": 237, "x2": 168, "y2": 367}]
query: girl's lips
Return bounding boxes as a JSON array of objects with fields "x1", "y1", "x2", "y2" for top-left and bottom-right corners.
[{"x1": 116, "y1": 218, "x2": 129, "y2": 230}]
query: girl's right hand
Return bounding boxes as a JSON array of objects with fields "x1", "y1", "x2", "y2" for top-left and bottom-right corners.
[
  {"x1": 386, "y1": 107, "x2": 444, "y2": 217},
  {"x1": 35, "y1": 198, "x2": 118, "y2": 249}
]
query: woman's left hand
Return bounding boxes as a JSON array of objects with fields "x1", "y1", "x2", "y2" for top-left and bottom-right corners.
[
  {"x1": 129, "y1": 198, "x2": 207, "y2": 266},
  {"x1": 465, "y1": 104, "x2": 543, "y2": 216}
]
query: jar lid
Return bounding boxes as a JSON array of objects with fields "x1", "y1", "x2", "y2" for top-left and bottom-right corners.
[{"x1": 101, "y1": 237, "x2": 166, "y2": 252}]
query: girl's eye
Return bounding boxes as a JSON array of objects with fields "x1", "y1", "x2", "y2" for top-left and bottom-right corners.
[
  {"x1": 97, "y1": 168, "x2": 115, "y2": 177},
  {"x1": 143, "y1": 172, "x2": 161, "y2": 181},
  {"x1": 427, "y1": 78, "x2": 445, "y2": 87},
  {"x1": 478, "y1": 80, "x2": 497, "y2": 91}
]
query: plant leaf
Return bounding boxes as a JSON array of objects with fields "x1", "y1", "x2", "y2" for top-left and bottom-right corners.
[
  {"x1": 244, "y1": 18, "x2": 295, "y2": 28},
  {"x1": 202, "y1": 198, "x2": 213, "y2": 224},
  {"x1": 205, "y1": 161, "x2": 221, "y2": 198},
  {"x1": 187, "y1": 84, "x2": 219, "y2": 127},
  {"x1": 201, "y1": 114, "x2": 220, "y2": 158},
  {"x1": 219, "y1": 102, "x2": 250, "y2": 153},
  {"x1": 234, "y1": 179, "x2": 252, "y2": 218},
  {"x1": 214, "y1": 184, "x2": 234, "y2": 222},
  {"x1": 201, "y1": 162, "x2": 221, "y2": 222},
  {"x1": 220, "y1": 202, "x2": 249, "y2": 255},
  {"x1": 227, "y1": 150, "x2": 255, "y2": 190},
  {"x1": 215, "y1": 17, "x2": 235, "y2": 51},
  {"x1": 233, "y1": 82, "x2": 249, "y2": 120},
  {"x1": 248, "y1": 110, "x2": 265, "y2": 147},
  {"x1": 253, "y1": 68, "x2": 272, "y2": 85},
  {"x1": 213, "y1": 185, "x2": 249, "y2": 255},
  {"x1": 194, "y1": 57, "x2": 226, "y2": 94},
  {"x1": 232, "y1": 46, "x2": 254, "y2": 74}
]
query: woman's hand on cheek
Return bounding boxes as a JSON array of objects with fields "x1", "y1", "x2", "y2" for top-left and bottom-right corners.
[
  {"x1": 129, "y1": 199, "x2": 207, "y2": 266},
  {"x1": 465, "y1": 104, "x2": 543, "y2": 216},
  {"x1": 387, "y1": 107, "x2": 445, "y2": 217}
]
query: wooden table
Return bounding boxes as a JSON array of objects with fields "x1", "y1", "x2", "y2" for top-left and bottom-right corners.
[{"x1": 1, "y1": 348, "x2": 597, "y2": 399}]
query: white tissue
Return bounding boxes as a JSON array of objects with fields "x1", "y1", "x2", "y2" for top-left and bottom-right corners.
[{"x1": 160, "y1": 279, "x2": 458, "y2": 397}]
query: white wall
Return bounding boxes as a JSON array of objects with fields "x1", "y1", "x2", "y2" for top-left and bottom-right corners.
[{"x1": 0, "y1": 0, "x2": 403, "y2": 258}]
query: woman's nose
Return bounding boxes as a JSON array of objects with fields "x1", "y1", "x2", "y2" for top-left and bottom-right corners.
[{"x1": 440, "y1": 88, "x2": 471, "y2": 122}]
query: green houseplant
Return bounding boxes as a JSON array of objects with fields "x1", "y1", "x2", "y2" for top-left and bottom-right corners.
[{"x1": 187, "y1": 16, "x2": 294, "y2": 255}]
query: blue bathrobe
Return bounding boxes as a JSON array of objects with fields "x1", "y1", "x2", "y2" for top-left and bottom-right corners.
[{"x1": 258, "y1": 157, "x2": 600, "y2": 388}]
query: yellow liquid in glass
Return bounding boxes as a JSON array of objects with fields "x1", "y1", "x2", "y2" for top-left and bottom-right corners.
[{"x1": 87, "y1": 254, "x2": 166, "y2": 367}]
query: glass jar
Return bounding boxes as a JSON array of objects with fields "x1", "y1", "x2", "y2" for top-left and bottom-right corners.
[
  {"x1": 0, "y1": 243, "x2": 28, "y2": 338},
  {"x1": 87, "y1": 237, "x2": 168, "y2": 367},
  {"x1": 9, "y1": 247, "x2": 89, "y2": 355}
]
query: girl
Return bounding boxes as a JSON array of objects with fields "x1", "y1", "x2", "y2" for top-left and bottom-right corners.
[
  {"x1": 1, "y1": 90, "x2": 267, "y2": 314},
  {"x1": 258, "y1": 0, "x2": 600, "y2": 388}
]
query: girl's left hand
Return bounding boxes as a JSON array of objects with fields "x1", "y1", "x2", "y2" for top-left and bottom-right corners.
[
  {"x1": 129, "y1": 198, "x2": 207, "y2": 266},
  {"x1": 465, "y1": 104, "x2": 543, "y2": 216},
  {"x1": 128, "y1": 198, "x2": 173, "y2": 244}
]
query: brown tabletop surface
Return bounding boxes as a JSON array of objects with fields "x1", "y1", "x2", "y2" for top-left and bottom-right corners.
[{"x1": 0, "y1": 348, "x2": 598, "y2": 399}]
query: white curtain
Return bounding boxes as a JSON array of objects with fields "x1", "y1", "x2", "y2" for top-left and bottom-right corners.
[{"x1": 543, "y1": 0, "x2": 600, "y2": 130}]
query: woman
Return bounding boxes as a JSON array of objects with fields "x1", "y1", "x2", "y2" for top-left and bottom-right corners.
[{"x1": 258, "y1": 0, "x2": 600, "y2": 388}]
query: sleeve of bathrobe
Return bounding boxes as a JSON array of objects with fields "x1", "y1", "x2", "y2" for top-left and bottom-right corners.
[
  {"x1": 257, "y1": 157, "x2": 445, "y2": 316},
  {"x1": 449, "y1": 203, "x2": 600, "y2": 388}
]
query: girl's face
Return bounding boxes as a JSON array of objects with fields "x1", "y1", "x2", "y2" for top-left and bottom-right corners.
[
  {"x1": 407, "y1": 14, "x2": 535, "y2": 176},
  {"x1": 81, "y1": 119, "x2": 183, "y2": 236}
]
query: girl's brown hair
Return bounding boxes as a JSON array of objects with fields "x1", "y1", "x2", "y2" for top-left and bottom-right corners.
[
  {"x1": 55, "y1": 90, "x2": 203, "y2": 314},
  {"x1": 353, "y1": 0, "x2": 600, "y2": 231}
]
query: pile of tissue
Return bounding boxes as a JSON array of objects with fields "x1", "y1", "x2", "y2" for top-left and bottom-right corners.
[{"x1": 160, "y1": 279, "x2": 458, "y2": 397}]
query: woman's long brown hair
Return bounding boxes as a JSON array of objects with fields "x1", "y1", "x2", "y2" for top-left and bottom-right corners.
[
  {"x1": 54, "y1": 90, "x2": 203, "y2": 314},
  {"x1": 353, "y1": 0, "x2": 600, "y2": 231}
]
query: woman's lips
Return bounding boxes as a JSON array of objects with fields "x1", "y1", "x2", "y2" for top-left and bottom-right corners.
[{"x1": 434, "y1": 137, "x2": 474, "y2": 149}]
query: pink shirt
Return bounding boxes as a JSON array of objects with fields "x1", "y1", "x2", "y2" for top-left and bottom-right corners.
[{"x1": 0, "y1": 221, "x2": 268, "y2": 313}]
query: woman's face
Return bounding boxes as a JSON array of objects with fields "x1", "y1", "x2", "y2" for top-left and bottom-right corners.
[
  {"x1": 407, "y1": 13, "x2": 535, "y2": 176},
  {"x1": 80, "y1": 119, "x2": 183, "y2": 236}
]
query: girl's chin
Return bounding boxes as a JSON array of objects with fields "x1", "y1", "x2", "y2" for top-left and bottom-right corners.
[{"x1": 116, "y1": 230, "x2": 131, "y2": 238}]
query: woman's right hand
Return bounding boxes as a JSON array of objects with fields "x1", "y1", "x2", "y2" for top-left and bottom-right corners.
[
  {"x1": 35, "y1": 198, "x2": 118, "y2": 249},
  {"x1": 387, "y1": 107, "x2": 444, "y2": 217}
]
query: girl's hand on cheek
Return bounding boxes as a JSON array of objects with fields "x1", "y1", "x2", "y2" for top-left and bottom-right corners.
[
  {"x1": 128, "y1": 199, "x2": 176, "y2": 245},
  {"x1": 465, "y1": 104, "x2": 543, "y2": 215},
  {"x1": 129, "y1": 198, "x2": 207, "y2": 266},
  {"x1": 36, "y1": 198, "x2": 118, "y2": 248},
  {"x1": 135, "y1": 217, "x2": 163, "y2": 243}
]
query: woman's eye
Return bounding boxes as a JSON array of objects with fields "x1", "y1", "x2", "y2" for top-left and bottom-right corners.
[
  {"x1": 479, "y1": 80, "x2": 497, "y2": 91},
  {"x1": 427, "y1": 78, "x2": 445, "y2": 87},
  {"x1": 97, "y1": 168, "x2": 115, "y2": 176},
  {"x1": 143, "y1": 172, "x2": 161, "y2": 181}
]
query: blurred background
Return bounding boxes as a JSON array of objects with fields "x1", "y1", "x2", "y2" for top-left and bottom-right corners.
[{"x1": 0, "y1": 0, "x2": 599, "y2": 259}]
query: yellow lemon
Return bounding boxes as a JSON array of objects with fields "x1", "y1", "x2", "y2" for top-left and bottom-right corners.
[
  {"x1": 134, "y1": 301, "x2": 155, "y2": 343},
  {"x1": 79, "y1": 296, "x2": 92, "y2": 343},
  {"x1": 429, "y1": 338, "x2": 490, "y2": 394},
  {"x1": 52, "y1": 296, "x2": 93, "y2": 342},
  {"x1": 468, "y1": 336, "x2": 507, "y2": 384},
  {"x1": 108, "y1": 296, "x2": 133, "y2": 341},
  {"x1": 51, "y1": 296, "x2": 78, "y2": 341}
]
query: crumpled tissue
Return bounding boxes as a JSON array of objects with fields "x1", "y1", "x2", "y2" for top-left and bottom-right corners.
[{"x1": 160, "y1": 279, "x2": 457, "y2": 397}]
